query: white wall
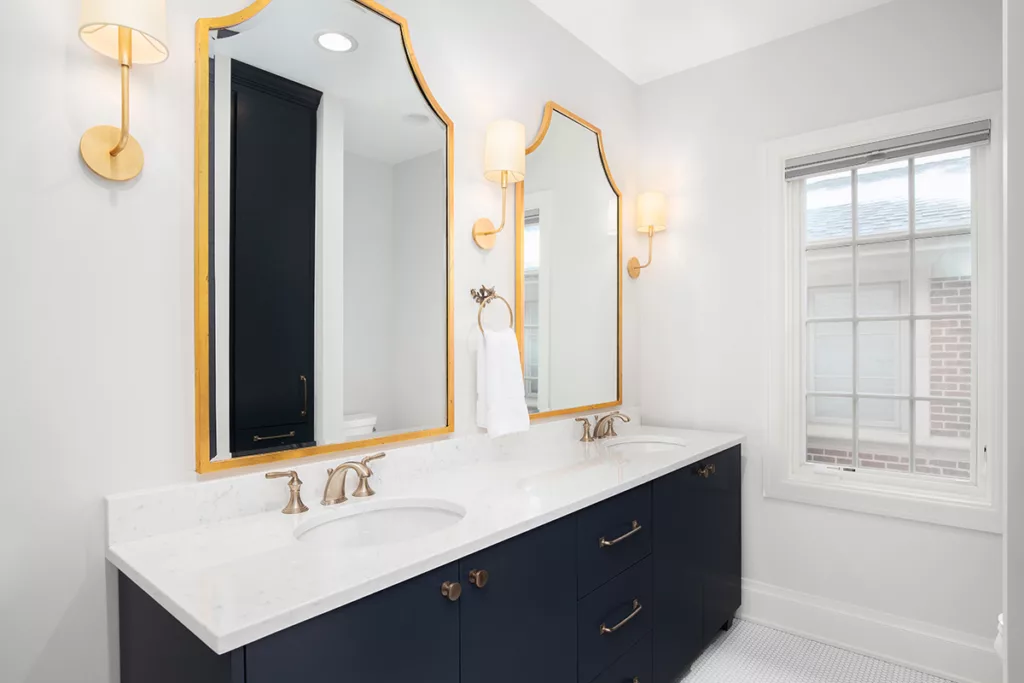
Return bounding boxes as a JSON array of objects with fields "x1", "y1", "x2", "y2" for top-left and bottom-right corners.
[
  {"x1": 636, "y1": 0, "x2": 1002, "y2": 676},
  {"x1": 315, "y1": 94, "x2": 347, "y2": 444},
  {"x1": 391, "y1": 149, "x2": 448, "y2": 431},
  {"x1": 1002, "y1": 1, "x2": 1023, "y2": 680},
  {"x1": 343, "y1": 151, "x2": 396, "y2": 429},
  {"x1": 0, "y1": 1, "x2": 639, "y2": 681}
]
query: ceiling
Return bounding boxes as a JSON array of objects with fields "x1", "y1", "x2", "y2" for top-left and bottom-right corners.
[{"x1": 527, "y1": 0, "x2": 900, "y2": 84}]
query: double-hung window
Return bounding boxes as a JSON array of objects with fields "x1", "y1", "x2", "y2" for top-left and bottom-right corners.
[{"x1": 766, "y1": 96, "x2": 1002, "y2": 532}]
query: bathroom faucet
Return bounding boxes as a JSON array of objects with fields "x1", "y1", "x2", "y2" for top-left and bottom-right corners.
[
  {"x1": 322, "y1": 453, "x2": 386, "y2": 506},
  {"x1": 594, "y1": 411, "x2": 630, "y2": 439}
]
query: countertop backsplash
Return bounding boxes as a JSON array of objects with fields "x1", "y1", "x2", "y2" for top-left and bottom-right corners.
[{"x1": 106, "y1": 406, "x2": 643, "y2": 546}]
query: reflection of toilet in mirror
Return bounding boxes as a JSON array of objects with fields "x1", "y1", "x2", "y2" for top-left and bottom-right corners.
[{"x1": 341, "y1": 413, "x2": 377, "y2": 438}]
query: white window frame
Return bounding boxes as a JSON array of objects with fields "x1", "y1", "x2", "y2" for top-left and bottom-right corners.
[
  {"x1": 764, "y1": 93, "x2": 1003, "y2": 533},
  {"x1": 807, "y1": 282, "x2": 906, "y2": 428}
]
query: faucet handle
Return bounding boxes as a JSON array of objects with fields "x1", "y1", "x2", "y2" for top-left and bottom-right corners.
[
  {"x1": 351, "y1": 453, "x2": 385, "y2": 498},
  {"x1": 360, "y1": 452, "x2": 386, "y2": 471},
  {"x1": 576, "y1": 417, "x2": 594, "y2": 443},
  {"x1": 265, "y1": 471, "x2": 309, "y2": 515}
]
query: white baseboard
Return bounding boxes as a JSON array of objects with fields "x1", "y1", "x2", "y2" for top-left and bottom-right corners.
[{"x1": 738, "y1": 579, "x2": 1001, "y2": 683}]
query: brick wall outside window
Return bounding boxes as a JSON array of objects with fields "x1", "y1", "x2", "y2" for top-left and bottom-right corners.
[{"x1": 929, "y1": 276, "x2": 972, "y2": 439}]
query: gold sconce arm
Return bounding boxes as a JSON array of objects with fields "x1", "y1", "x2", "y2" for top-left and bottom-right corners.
[
  {"x1": 627, "y1": 226, "x2": 655, "y2": 279},
  {"x1": 110, "y1": 26, "x2": 133, "y2": 157},
  {"x1": 472, "y1": 170, "x2": 510, "y2": 249}
]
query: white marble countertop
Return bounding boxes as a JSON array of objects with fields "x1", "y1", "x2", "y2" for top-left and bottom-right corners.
[{"x1": 107, "y1": 426, "x2": 742, "y2": 654}]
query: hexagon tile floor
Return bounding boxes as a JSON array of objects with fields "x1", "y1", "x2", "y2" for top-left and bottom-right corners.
[{"x1": 682, "y1": 620, "x2": 955, "y2": 683}]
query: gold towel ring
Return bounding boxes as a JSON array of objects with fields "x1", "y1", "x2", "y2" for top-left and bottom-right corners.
[{"x1": 471, "y1": 285, "x2": 514, "y2": 334}]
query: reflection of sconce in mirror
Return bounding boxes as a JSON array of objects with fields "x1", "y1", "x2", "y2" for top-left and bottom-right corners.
[
  {"x1": 79, "y1": 0, "x2": 168, "y2": 181},
  {"x1": 628, "y1": 192, "x2": 667, "y2": 279},
  {"x1": 472, "y1": 120, "x2": 526, "y2": 250}
]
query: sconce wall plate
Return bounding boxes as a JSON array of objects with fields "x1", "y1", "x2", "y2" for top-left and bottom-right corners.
[
  {"x1": 472, "y1": 218, "x2": 498, "y2": 250},
  {"x1": 81, "y1": 125, "x2": 144, "y2": 181}
]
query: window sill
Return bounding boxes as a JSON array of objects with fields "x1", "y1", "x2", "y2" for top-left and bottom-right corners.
[{"x1": 764, "y1": 462, "x2": 1002, "y2": 534}]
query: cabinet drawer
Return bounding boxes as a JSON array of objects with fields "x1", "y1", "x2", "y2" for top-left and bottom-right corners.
[
  {"x1": 577, "y1": 484, "x2": 651, "y2": 598},
  {"x1": 677, "y1": 446, "x2": 740, "y2": 492},
  {"x1": 578, "y1": 556, "x2": 653, "y2": 683},
  {"x1": 588, "y1": 632, "x2": 652, "y2": 683}
]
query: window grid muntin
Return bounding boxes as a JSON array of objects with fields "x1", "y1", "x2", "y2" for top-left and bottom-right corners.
[{"x1": 803, "y1": 153, "x2": 975, "y2": 481}]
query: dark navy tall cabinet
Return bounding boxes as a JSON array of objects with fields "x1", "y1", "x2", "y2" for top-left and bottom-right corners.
[{"x1": 118, "y1": 446, "x2": 742, "y2": 683}]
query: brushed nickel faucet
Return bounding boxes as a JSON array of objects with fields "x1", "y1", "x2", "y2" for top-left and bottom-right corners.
[
  {"x1": 594, "y1": 411, "x2": 630, "y2": 439},
  {"x1": 322, "y1": 452, "x2": 386, "y2": 506}
]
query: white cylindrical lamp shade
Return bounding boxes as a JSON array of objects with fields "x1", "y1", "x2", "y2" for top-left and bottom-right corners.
[
  {"x1": 79, "y1": 0, "x2": 169, "y2": 64},
  {"x1": 637, "y1": 191, "x2": 668, "y2": 233},
  {"x1": 483, "y1": 120, "x2": 526, "y2": 184}
]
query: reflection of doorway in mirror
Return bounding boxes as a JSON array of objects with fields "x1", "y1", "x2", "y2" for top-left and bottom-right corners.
[{"x1": 524, "y1": 191, "x2": 553, "y2": 413}]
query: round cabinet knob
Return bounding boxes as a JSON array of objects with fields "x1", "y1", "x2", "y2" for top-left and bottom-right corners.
[
  {"x1": 468, "y1": 569, "x2": 489, "y2": 588},
  {"x1": 441, "y1": 581, "x2": 462, "y2": 602}
]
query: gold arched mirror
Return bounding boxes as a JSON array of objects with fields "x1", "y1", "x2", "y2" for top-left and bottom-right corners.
[
  {"x1": 194, "y1": 0, "x2": 454, "y2": 474},
  {"x1": 515, "y1": 102, "x2": 622, "y2": 419}
]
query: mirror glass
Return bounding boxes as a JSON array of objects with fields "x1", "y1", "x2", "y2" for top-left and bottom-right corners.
[
  {"x1": 201, "y1": 0, "x2": 450, "y2": 463},
  {"x1": 517, "y1": 106, "x2": 620, "y2": 416}
]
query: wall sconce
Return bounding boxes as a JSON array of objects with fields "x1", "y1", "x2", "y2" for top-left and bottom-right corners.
[
  {"x1": 628, "y1": 191, "x2": 667, "y2": 279},
  {"x1": 472, "y1": 120, "x2": 526, "y2": 250},
  {"x1": 79, "y1": 0, "x2": 169, "y2": 181}
]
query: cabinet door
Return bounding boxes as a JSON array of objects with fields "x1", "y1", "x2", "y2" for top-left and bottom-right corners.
[
  {"x1": 701, "y1": 446, "x2": 742, "y2": 641},
  {"x1": 245, "y1": 562, "x2": 460, "y2": 683},
  {"x1": 459, "y1": 516, "x2": 577, "y2": 683},
  {"x1": 652, "y1": 468, "x2": 704, "y2": 683}
]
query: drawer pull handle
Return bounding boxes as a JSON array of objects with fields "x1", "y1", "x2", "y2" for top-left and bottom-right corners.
[
  {"x1": 599, "y1": 599, "x2": 642, "y2": 635},
  {"x1": 599, "y1": 520, "x2": 642, "y2": 548},
  {"x1": 698, "y1": 463, "x2": 717, "y2": 478},
  {"x1": 253, "y1": 431, "x2": 296, "y2": 443}
]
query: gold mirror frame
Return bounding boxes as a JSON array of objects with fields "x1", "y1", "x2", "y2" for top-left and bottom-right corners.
[
  {"x1": 193, "y1": 0, "x2": 455, "y2": 474},
  {"x1": 514, "y1": 102, "x2": 623, "y2": 420}
]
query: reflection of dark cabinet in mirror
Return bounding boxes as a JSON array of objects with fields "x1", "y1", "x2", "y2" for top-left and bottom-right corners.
[{"x1": 229, "y1": 61, "x2": 322, "y2": 457}]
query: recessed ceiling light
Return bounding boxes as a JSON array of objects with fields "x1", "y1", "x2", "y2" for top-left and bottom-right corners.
[
  {"x1": 403, "y1": 113, "x2": 432, "y2": 126},
  {"x1": 316, "y1": 32, "x2": 357, "y2": 53}
]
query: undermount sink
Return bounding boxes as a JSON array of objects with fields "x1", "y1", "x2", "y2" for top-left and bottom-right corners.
[
  {"x1": 602, "y1": 434, "x2": 687, "y2": 455},
  {"x1": 295, "y1": 497, "x2": 466, "y2": 547}
]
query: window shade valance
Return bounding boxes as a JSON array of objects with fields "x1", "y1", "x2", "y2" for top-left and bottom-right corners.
[{"x1": 785, "y1": 119, "x2": 990, "y2": 181}]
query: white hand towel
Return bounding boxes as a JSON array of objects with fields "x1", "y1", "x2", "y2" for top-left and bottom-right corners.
[
  {"x1": 476, "y1": 328, "x2": 530, "y2": 438},
  {"x1": 476, "y1": 330, "x2": 489, "y2": 430}
]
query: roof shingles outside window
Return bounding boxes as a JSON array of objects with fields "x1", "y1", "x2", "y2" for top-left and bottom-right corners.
[{"x1": 805, "y1": 156, "x2": 971, "y2": 241}]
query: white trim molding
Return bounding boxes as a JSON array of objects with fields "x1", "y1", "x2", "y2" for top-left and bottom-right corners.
[
  {"x1": 763, "y1": 92, "x2": 1004, "y2": 534},
  {"x1": 739, "y1": 579, "x2": 1001, "y2": 683}
]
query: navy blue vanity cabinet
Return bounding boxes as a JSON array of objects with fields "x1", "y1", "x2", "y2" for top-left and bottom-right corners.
[
  {"x1": 699, "y1": 446, "x2": 742, "y2": 643},
  {"x1": 652, "y1": 445, "x2": 742, "y2": 682},
  {"x1": 244, "y1": 562, "x2": 461, "y2": 683},
  {"x1": 117, "y1": 444, "x2": 742, "y2": 683},
  {"x1": 119, "y1": 573, "x2": 243, "y2": 683},
  {"x1": 458, "y1": 515, "x2": 577, "y2": 683},
  {"x1": 118, "y1": 563, "x2": 462, "y2": 683}
]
